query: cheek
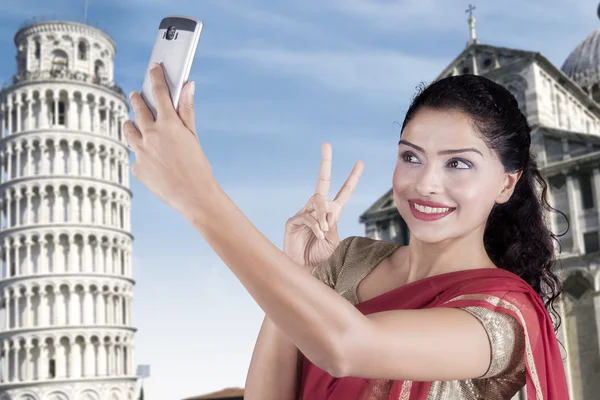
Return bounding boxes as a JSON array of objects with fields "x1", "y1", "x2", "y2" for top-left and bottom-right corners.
[
  {"x1": 392, "y1": 163, "x2": 419, "y2": 191},
  {"x1": 447, "y1": 176, "x2": 497, "y2": 212}
]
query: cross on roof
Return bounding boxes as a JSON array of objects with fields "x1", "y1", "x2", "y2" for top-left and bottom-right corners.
[{"x1": 466, "y1": 4, "x2": 476, "y2": 18}]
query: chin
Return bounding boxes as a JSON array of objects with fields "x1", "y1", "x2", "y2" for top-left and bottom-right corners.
[{"x1": 396, "y1": 203, "x2": 457, "y2": 244}]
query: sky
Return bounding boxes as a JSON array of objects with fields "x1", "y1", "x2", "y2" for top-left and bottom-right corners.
[{"x1": 0, "y1": 0, "x2": 599, "y2": 398}]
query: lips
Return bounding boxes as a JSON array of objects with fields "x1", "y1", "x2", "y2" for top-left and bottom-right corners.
[
  {"x1": 409, "y1": 199, "x2": 456, "y2": 209},
  {"x1": 409, "y1": 200, "x2": 456, "y2": 221}
]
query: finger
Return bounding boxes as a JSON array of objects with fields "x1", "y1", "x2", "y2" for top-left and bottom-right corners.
[
  {"x1": 123, "y1": 120, "x2": 143, "y2": 152},
  {"x1": 334, "y1": 160, "x2": 364, "y2": 209},
  {"x1": 149, "y1": 62, "x2": 176, "y2": 120},
  {"x1": 178, "y1": 81, "x2": 196, "y2": 135},
  {"x1": 311, "y1": 194, "x2": 329, "y2": 232},
  {"x1": 295, "y1": 213, "x2": 325, "y2": 240},
  {"x1": 129, "y1": 91, "x2": 154, "y2": 132},
  {"x1": 315, "y1": 142, "x2": 332, "y2": 197}
]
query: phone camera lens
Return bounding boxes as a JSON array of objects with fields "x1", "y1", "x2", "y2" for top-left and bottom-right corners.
[{"x1": 166, "y1": 26, "x2": 176, "y2": 40}]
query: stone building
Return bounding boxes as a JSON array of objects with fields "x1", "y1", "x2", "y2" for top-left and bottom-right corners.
[
  {"x1": 359, "y1": 7, "x2": 600, "y2": 400},
  {"x1": 0, "y1": 18, "x2": 136, "y2": 400}
]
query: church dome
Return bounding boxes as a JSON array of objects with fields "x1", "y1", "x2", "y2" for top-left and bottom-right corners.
[{"x1": 561, "y1": 4, "x2": 600, "y2": 91}]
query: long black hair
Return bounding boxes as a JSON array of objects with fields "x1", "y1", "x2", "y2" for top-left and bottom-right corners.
[{"x1": 400, "y1": 74, "x2": 567, "y2": 330}]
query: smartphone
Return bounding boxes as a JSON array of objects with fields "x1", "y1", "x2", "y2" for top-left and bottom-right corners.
[{"x1": 140, "y1": 16, "x2": 203, "y2": 120}]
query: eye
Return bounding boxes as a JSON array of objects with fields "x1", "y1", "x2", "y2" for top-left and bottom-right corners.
[
  {"x1": 447, "y1": 159, "x2": 472, "y2": 169},
  {"x1": 401, "y1": 151, "x2": 419, "y2": 163}
]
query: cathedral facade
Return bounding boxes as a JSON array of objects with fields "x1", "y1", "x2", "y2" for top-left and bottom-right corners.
[
  {"x1": 359, "y1": 10, "x2": 600, "y2": 400},
  {"x1": 0, "y1": 19, "x2": 136, "y2": 400}
]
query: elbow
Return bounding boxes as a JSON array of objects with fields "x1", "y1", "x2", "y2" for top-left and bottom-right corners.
[
  {"x1": 320, "y1": 324, "x2": 360, "y2": 378},
  {"x1": 307, "y1": 332, "x2": 350, "y2": 378},
  {"x1": 322, "y1": 349, "x2": 347, "y2": 378}
]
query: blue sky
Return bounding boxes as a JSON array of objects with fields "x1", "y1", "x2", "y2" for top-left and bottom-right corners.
[{"x1": 0, "y1": 0, "x2": 598, "y2": 398}]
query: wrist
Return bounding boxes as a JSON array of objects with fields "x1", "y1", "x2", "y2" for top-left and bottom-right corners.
[{"x1": 181, "y1": 182, "x2": 226, "y2": 226}]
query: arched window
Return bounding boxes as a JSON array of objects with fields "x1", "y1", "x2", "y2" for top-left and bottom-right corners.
[
  {"x1": 94, "y1": 60, "x2": 105, "y2": 81},
  {"x1": 78, "y1": 41, "x2": 87, "y2": 60},
  {"x1": 34, "y1": 41, "x2": 41, "y2": 59},
  {"x1": 50, "y1": 49, "x2": 69, "y2": 76}
]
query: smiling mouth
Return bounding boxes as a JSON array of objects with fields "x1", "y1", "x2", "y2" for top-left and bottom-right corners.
[{"x1": 409, "y1": 201, "x2": 456, "y2": 214}]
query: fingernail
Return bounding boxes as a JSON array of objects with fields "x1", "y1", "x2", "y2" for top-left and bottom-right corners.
[
  {"x1": 319, "y1": 232, "x2": 325, "y2": 240},
  {"x1": 150, "y1": 62, "x2": 161, "y2": 70},
  {"x1": 129, "y1": 91, "x2": 135, "y2": 100},
  {"x1": 189, "y1": 81, "x2": 195, "y2": 97},
  {"x1": 323, "y1": 222, "x2": 328, "y2": 231}
]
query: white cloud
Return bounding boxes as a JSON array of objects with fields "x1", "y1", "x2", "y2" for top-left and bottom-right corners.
[{"x1": 210, "y1": 47, "x2": 445, "y2": 102}]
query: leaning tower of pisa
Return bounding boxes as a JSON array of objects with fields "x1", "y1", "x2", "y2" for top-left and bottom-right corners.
[{"x1": 0, "y1": 18, "x2": 136, "y2": 400}]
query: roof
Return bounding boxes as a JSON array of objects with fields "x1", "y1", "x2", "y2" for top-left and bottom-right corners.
[{"x1": 434, "y1": 42, "x2": 600, "y2": 117}]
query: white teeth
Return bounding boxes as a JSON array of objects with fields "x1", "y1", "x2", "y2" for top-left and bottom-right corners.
[{"x1": 413, "y1": 203, "x2": 452, "y2": 214}]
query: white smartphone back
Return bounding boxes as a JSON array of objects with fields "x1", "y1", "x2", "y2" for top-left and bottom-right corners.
[{"x1": 140, "y1": 16, "x2": 203, "y2": 119}]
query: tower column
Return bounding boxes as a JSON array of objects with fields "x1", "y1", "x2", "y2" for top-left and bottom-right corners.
[
  {"x1": 25, "y1": 237, "x2": 32, "y2": 275},
  {"x1": 14, "y1": 191, "x2": 21, "y2": 228},
  {"x1": 7, "y1": 99, "x2": 13, "y2": 135},
  {"x1": 6, "y1": 147, "x2": 13, "y2": 182},
  {"x1": 3, "y1": 289, "x2": 10, "y2": 329},
  {"x1": 83, "y1": 287, "x2": 93, "y2": 325},
  {"x1": 5, "y1": 238, "x2": 12, "y2": 278},
  {"x1": 13, "y1": 241, "x2": 21, "y2": 278},
  {"x1": 40, "y1": 95, "x2": 48, "y2": 129},
  {"x1": 24, "y1": 342, "x2": 32, "y2": 381},
  {"x1": 2, "y1": 341, "x2": 8, "y2": 382},
  {"x1": 15, "y1": 100, "x2": 22, "y2": 133},
  {"x1": 15, "y1": 144, "x2": 22, "y2": 180},
  {"x1": 27, "y1": 96, "x2": 32, "y2": 130},
  {"x1": 53, "y1": 95, "x2": 59, "y2": 127},
  {"x1": 82, "y1": 98, "x2": 91, "y2": 132},
  {"x1": 25, "y1": 187, "x2": 31, "y2": 225},
  {"x1": 566, "y1": 174, "x2": 584, "y2": 253},
  {"x1": 15, "y1": 291, "x2": 21, "y2": 329},
  {"x1": 39, "y1": 343, "x2": 48, "y2": 380},
  {"x1": 1, "y1": 103, "x2": 6, "y2": 137},
  {"x1": 98, "y1": 341, "x2": 107, "y2": 376},
  {"x1": 25, "y1": 288, "x2": 31, "y2": 328},
  {"x1": 94, "y1": 103, "x2": 100, "y2": 133},
  {"x1": 593, "y1": 167, "x2": 600, "y2": 236},
  {"x1": 38, "y1": 237, "x2": 46, "y2": 274},
  {"x1": 11, "y1": 343, "x2": 18, "y2": 382},
  {"x1": 1, "y1": 154, "x2": 5, "y2": 183}
]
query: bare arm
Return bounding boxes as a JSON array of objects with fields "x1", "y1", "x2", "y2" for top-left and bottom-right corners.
[
  {"x1": 244, "y1": 316, "x2": 303, "y2": 400},
  {"x1": 188, "y1": 188, "x2": 492, "y2": 381},
  {"x1": 245, "y1": 256, "x2": 308, "y2": 400}
]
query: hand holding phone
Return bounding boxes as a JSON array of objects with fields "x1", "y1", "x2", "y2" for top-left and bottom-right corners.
[{"x1": 140, "y1": 16, "x2": 203, "y2": 119}]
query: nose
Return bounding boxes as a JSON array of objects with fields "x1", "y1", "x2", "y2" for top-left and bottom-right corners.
[{"x1": 415, "y1": 163, "x2": 443, "y2": 196}]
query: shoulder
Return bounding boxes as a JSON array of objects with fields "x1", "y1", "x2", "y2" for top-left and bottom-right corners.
[{"x1": 311, "y1": 236, "x2": 400, "y2": 288}]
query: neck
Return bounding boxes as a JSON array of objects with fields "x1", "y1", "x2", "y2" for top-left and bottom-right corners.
[{"x1": 401, "y1": 224, "x2": 495, "y2": 284}]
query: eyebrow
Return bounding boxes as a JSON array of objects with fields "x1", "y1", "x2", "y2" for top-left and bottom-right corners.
[{"x1": 398, "y1": 139, "x2": 483, "y2": 157}]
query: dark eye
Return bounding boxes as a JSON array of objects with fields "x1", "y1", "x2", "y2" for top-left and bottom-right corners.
[
  {"x1": 402, "y1": 151, "x2": 419, "y2": 163},
  {"x1": 448, "y1": 159, "x2": 472, "y2": 169}
]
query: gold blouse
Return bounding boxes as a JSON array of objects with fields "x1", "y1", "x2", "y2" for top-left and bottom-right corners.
[{"x1": 311, "y1": 236, "x2": 526, "y2": 400}]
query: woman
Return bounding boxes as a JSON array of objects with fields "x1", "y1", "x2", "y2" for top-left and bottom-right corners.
[{"x1": 124, "y1": 64, "x2": 569, "y2": 399}]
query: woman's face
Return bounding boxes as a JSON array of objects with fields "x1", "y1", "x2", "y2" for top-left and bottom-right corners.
[{"x1": 392, "y1": 107, "x2": 520, "y2": 244}]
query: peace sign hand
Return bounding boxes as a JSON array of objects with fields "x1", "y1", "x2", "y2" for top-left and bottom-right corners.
[{"x1": 283, "y1": 143, "x2": 364, "y2": 267}]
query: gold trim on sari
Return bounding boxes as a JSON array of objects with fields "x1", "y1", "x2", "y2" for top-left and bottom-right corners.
[{"x1": 443, "y1": 294, "x2": 543, "y2": 400}]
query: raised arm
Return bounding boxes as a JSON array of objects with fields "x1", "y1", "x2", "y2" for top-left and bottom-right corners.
[{"x1": 189, "y1": 188, "x2": 495, "y2": 381}]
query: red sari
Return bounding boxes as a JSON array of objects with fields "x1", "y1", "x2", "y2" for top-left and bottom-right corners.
[{"x1": 300, "y1": 268, "x2": 568, "y2": 400}]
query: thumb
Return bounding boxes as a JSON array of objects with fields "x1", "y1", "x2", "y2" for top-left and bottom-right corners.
[
  {"x1": 326, "y1": 212, "x2": 338, "y2": 233},
  {"x1": 179, "y1": 81, "x2": 196, "y2": 135}
]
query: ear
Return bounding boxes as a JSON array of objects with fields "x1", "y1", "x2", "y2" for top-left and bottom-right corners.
[{"x1": 495, "y1": 169, "x2": 523, "y2": 205}]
